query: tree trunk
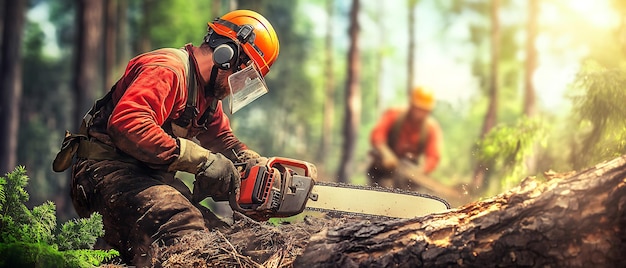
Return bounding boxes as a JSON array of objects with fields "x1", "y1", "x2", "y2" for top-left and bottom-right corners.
[
  {"x1": 117, "y1": 0, "x2": 130, "y2": 64},
  {"x1": 374, "y1": 0, "x2": 385, "y2": 114},
  {"x1": 0, "y1": 0, "x2": 26, "y2": 174},
  {"x1": 74, "y1": 0, "x2": 104, "y2": 126},
  {"x1": 229, "y1": 0, "x2": 238, "y2": 11},
  {"x1": 157, "y1": 155, "x2": 626, "y2": 267},
  {"x1": 317, "y1": 0, "x2": 335, "y2": 164},
  {"x1": 104, "y1": 0, "x2": 118, "y2": 88},
  {"x1": 337, "y1": 0, "x2": 360, "y2": 183},
  {"x1": 0, "y1": 0, "x2": 4, "y2": 51},
  {"x1": 212, "y1": 0, "x2": 222, "y2": 20},
  {"x1": 407, "y1": 0, "x2": 418, "y2": 94},
  {"x1": 137, "y1": 0, "x2": 153, "y2": 53},
  {"x1": 295, "y1": 155, "x2": 626, "y2": 267},
  {"x1": 523, "y1": 0, "x2": 539, "y2": 176},
  {"x1": 472, "y1": 0, "x2": 500, "y2": 191},
  {"x1": 524, "y1": 0, "x2": 538, "y2": 117}
]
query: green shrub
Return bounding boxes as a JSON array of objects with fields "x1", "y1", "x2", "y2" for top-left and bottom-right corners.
[
  {"x1": 0, "y1": 166, "x2": 118, "y2": 267},
  {"x1": 476, "y1": 117, "x2": 547, "y2": 193}
]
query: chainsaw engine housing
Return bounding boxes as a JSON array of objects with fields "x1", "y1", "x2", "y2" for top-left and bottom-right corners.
[{"x1": 234, "y1": 157, "x2": 316, "y2": 219}]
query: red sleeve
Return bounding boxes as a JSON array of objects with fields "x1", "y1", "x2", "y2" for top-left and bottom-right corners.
[
  {"x1": 370, "y1": 109, "x2": 402, "y2": 146},
  {"x1": 196, "y1": 101, "x2": 247, "y2": 157},
  {"x1": 107, "y1": 65, "x2": 185, "y2": 166},
  {"x1": 422, "y1": 118, "x2": 442, "y2": 174}
]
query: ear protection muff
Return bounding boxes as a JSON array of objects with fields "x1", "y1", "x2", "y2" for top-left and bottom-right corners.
[{"x1": 213, "y1": 43, "x2": 237, "y2": 70}]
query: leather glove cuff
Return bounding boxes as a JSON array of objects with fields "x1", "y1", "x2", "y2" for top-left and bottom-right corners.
[{"x1": 168, "y1": 138, "x2": 213, "y2": 174}]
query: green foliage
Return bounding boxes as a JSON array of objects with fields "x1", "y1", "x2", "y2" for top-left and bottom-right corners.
[
  {"x1": 0, "y1": 176, "x2": 5, "y2": 211},
  {"x1": 476, "y1": 118, "x2": 547, "y2": 192},
  {"x1": 0, "y1": 242, "x2": 67, "y2": 268},
  {"x1": 0, "y1": 167, "x2": 118, "y2": 267},
  {"x1": 56, "y1": 214, "x2": 105, "y2": 251},
  {"x1": 139, "y1": 0, "x2": 212, "y2": 48},
  {"x1": 430, "y1": 102, "x2": 483, "y2": 185},
  {"x1": 567, "y1": 61, "x2": 626, "y2": 169},
  {"x1": 0, "y1": 242, "x2": 119, "y2": 268},
  {"x1": 1, "y1": 166, "x2": 31, "y2": 228}
]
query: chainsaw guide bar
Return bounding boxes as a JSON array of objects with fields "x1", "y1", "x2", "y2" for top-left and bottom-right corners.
[{"x1": 305, "y1": 181, "x2": 451, "y2": 219}]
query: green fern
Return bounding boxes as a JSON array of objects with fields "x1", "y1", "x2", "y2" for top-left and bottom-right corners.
[
  {"x1": 0, "y1": 166, "x2": 119, "y2": 267},
  {"x1": 56, "y1": 213, "x2": 105, "y2": 251},
  {"x1": 0, "y1": 176, "x2": 6, "y2": 211},
  {"x1": 1, "y1": 166, "x2": 31, "y2": 229}
]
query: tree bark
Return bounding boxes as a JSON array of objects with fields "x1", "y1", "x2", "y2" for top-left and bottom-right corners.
[
  {"x1": 155, "y1": 155, "x2": 626, "y2": 267},
  {"x1": 337, "y1": 0, "x2": 361, "y2": 183},
  {"x1": 295, "y1": 155, "x2": 626, "y2": 267},
  {"x1": 0, "y1": 0, "x2": 26, "y2": 174}
]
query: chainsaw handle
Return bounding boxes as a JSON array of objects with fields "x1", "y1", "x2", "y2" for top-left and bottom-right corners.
[
  {"x1": 228, "y1": 179, "x2": 271, "y2": 221},
  {"x1": 267, "y1": 157, "x2": 318, "y2": 180},
  {"x1": 229, "y1": 185, "x2": 245, "y2": 213}
]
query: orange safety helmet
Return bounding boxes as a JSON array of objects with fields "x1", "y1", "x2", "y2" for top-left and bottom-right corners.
[
  {"x1": 207, "y1": 10, "x2": 280, "y2": 76},
  {"x1": 410, "y1": 86, "x2": 436, "y2": 111}
]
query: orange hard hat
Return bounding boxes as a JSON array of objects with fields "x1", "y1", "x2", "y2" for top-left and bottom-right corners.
[
  {"x1": 410, "y1": 86, "x2": 435, "y2": 111},
  {"x1": 207, "y1": 10, "x2": 279, "y2": 76}
]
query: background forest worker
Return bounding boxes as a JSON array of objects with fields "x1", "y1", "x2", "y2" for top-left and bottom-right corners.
[
  {"x1": 367, "y1": 86, "x2": 443, "y2": 190},
  {"x1": 52, "y1": 10, "x2": 279, "y2": 266}
]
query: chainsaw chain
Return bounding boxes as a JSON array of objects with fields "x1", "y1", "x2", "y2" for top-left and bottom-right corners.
[{"x1": 304, "y1": 181, "x2": 451, "y2": 220}]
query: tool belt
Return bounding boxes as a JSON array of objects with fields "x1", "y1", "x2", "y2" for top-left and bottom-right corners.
[
  {"x1": 52, "y1": 120, "x2": 138, "y2": 172},
  {"x1": 76, "y1": 139, "x2": 138, "y2": 163}
]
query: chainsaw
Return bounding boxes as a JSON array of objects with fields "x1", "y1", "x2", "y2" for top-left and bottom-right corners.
[{"x1": 228, "y1": 156, "x2": 450, "y2": 221}]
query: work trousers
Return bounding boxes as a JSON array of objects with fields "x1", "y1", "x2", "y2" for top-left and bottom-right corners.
[{"x1": 71, "y1": 159, "x2": 221, "y2": 267}]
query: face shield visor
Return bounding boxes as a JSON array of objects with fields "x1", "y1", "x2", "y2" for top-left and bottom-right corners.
[{"x1": 227, "y1": 63, "x2": 269, "y2": 113}]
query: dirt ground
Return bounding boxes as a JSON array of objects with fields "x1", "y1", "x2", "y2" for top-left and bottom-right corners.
[
  {"x1": 101, "y1": 211, "x2": 369, "y2": 267},
  {"x1": 157, "y1": 212, "x2": 371, "y2": 267}
]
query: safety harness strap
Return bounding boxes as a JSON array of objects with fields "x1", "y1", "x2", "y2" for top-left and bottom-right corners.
[
  {"x1": 170, "y1": 49, "x2": 198, "y2": 128},
  {"x1": 388, "y1": 112, "x2": 430, "y2": 160}
]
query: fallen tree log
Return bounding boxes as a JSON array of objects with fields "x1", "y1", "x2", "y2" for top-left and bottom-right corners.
[
  {"x1": 294, "y1": 155, "x2": 626, "y2": 267},
  {"x1": 151, "y1": 155, "x2": 626, "y2": 267}
]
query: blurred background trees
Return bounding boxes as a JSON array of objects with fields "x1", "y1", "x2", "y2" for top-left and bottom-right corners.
[{"x1": 1, "y1": 0, "x2": 625, "y2": 220}]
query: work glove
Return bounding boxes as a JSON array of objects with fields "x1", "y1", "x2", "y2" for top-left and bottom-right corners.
[
  {"x1": 237, "y1": 149, "x2": 268, "y2": 168},
  {"x1": 193, "y1": 153, "x2": 241, "y2": 202},
  {"x1": 237, "y1": 149, "x2": 261, "y2": 161},
  {"x1": 377, "y1": 144, "x2": 398, "y2": 170},
  {"x1": 168, "y1": 138, "x2": 240, "y2": 202}
]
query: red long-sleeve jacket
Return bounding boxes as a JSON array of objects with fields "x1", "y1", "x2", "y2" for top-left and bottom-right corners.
[
  {"x1": 370, "y1": 108, "x2": 442, "y2": 174},
  {"x1": 88, "y1": 44, "x2": 246, "y2": 168}
]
